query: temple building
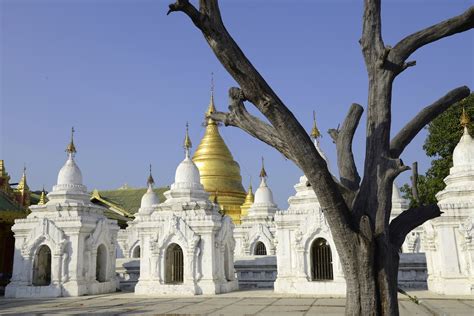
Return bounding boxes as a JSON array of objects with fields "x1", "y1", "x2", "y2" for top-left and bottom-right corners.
[
  {"x1": 0, "y1": 161, "x2": 38, "y2": 294},
  {"x1": 423, "y1": 109, "x2": 474, "y2": 295},
  {"x1": 193, "y1": 90, "x2": 246, "y2": 224},
  {"x1": 5, "y1": 130, "x2": 119, "y2": 298},
  {"x1": 274, "y1": 120, "x2": 347, "y2": 295},
  {"x1": 134, "y1": 125, "x2": 238, "y2": 295},
  {"x1": 234, "y1": 158, "x2": 277, "y2": 257}
]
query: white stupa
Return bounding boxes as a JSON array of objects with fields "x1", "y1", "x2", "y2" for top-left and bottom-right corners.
[
  {"x1": 134, "y1": 123, "x2": 238, "y2": 295},
  {"x1": 6, "y1": 128, "x2": 119, "y2": 298}
]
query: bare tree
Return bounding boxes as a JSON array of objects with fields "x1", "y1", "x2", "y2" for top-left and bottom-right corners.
[{"x1": 167, "y1": 1, "x2": 473, "y2": 315}]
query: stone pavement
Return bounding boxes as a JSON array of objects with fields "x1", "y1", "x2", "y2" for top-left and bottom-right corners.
[{"x1": 0, "y1": 290, "x2": 473, "y2": 315}]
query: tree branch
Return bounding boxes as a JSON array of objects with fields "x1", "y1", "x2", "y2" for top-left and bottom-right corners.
[
  {"x1": 389, "y1": 204, "x2": 442, "y2": 250},
  {"x1": 361, "y1": 0, "x2": 384, "y2": 67},
  {"x1": 390, "y1": 86, "x2": 471, "y2": 158},
  {"x1": 328, "y1": 103, "x2": 363, "y2": 191},
  {"x1": 392, "y1": 6, "x2": 474, "y2": 63},
  {"x1": 167, "y1": 0, "x2": 205, "y2": 27},
  {"x1": 210, "y1": 87, "x2": 297, "y2": 164}
]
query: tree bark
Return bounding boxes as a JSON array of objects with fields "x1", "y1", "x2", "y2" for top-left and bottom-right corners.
[{"x1": 167, "y1": 0, "x2": 473, "y2": 315}]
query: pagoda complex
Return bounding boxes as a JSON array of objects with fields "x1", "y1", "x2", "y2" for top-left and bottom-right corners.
[{"x1": 193, "y1": 91, "x2": 247, "y2": 224}]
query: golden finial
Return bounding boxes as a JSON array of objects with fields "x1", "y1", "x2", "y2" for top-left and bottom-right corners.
[
  {"x1": 184, "y1": 122, "x2": 192, "y2": 150},
  {"x1": 248, "y1": 176, "x2": 253, "y2": 193},
  {"x1": 147, "y1": 164, "x2": 155, "y2": 186},
  {"x1": 17, "y1": 164, "x2": 28, "y2": 192},
  {"x1": 206, "y1": 72, "x2": 217, "y2": 124},
  {"x1": 66, "y1": 127, "x2": 77, "y2": 155},
  {"x1": 38, "y1": 186, "x2": 47, "y2": 205},
  {"x1": 0, "y1": 160, "x2": 5, "y2": 177},
  {"x1": 460, "y1": 106, "x2": 470, "y2": 128},
  {"x1": 311, "y1": 111, "x2": 321, "y2": 139},
  {"x1": 259, "y1": 156, "x2": 267, "y2": 178}
]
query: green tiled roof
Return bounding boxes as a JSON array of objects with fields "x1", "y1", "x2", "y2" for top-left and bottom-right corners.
[
  {"x1": 0, "y1": 192, "x2": 22, "y2": 212},
  {"x1": 92, "y1": 187, "x2": 168, "y2": 216}
]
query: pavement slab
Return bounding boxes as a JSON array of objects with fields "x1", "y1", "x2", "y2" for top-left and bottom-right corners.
[{"x1": 0, "y1": 293, "x2": 473, "y2": 315}]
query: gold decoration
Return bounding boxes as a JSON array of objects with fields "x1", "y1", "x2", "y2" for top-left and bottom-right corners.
[
  {"x1": 66, "y1": 127, "x2": 77, "y2": 154},
  {"x1": 460, "y1": 106, "x2": 471, "y2": 128},
  {"x1": 184, "y1": 122, "x2": 192, "y2": 150},
  {"x1": 38, "y1": 186, "x2": 47, "y2": 205},
  {"x1": 16, "y1": 165, "x2": 29, "y2": 193},
  {"x1": 193, "y1": 89, "x2": 246, "y2": 224},
  {"x1": 240, "y1": 180, "x2": 255, "y2": 218},
  {"x1": 311, "y1": 110, "x2": 321, "y2": 139}
]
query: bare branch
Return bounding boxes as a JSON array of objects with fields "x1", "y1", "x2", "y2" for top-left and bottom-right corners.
[
  {"x1": 411, "y1": 162, "x2": 420, "y2": 205},
  {"x1": 389, "y1": 205, "x2": 442, "y2": 250},
  {"x1": 210, "y1": 87, "x2": 296, "y2": 164},
  {"x1": 361, "y1": 0, "x2": 384, "y2": 66},
  {"x1": 328, "y1": 103, "x2": 363, "y2": 191},
  {"x1": 392, "y1": 6, "x2": 474, "y2": 63},
  {"x1": 167, "y1": 0, "x2": 205, "y2": 27},
  {"x1": 390, "y1": 86, "x2": 470, "y2": 158}
]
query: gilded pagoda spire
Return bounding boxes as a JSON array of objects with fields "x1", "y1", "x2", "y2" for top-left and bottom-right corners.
[
  {"x1": 193, "y1": 76, "x2": 246, "y2": 224},
  {"x1": 311, "y1": 110, "x2": 321, "y2": 140},
  {"x1": 184, "y1": 122, "x2": 192, "y2": 157},
  {"x1": 66, "y1": 127, "x2": 77, "y2": 157},
  {"x1": 38, "y1": 186, "x2": 47, "y2": 205},
  {"x1": 17, "y1": 165, "x2": 29, "y2": 193},
  {"x1": 206, "y1": 72, "x2": 217, "y2": 126},
  {"x1": 0, "y1": 160, "x2": 6, "y2": 177},
  {"x1": 240, "y1": 178, "x2": 255, "y2": 218},
  {"x1": 460, "y1": 106, "x2": 471, "y2": 135}
]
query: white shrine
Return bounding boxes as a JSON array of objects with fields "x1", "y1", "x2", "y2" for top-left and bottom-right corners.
[
  {"x1": 273, "y1": 121, "x2": 347, "y2": 295},
  {"x1": 234, "y1": 159, "x2": 277, "y2": 257},
  {"x1": 5, "y1": 130, "x2": 119, "y2": 298},
  {"x1": 424, "y1": 110, "x2": 474, "y2": 295},
  {"x1": 133, "y1": 126, "x2": 238, "y2": 295}
]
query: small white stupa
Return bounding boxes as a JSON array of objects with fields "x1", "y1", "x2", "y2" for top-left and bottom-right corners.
[
  {"x1": 424, "y1": 108, "x2": 474, "y2": 295},
  {"x1": 6, "y1": 128, "x2": 119, "y2": 298},
  {"x1": 134, "y1": 123, "x2": 238, "y2": 295},
  {"x1": 234, "y1": 158, "x2": 278, "y2": 257}
]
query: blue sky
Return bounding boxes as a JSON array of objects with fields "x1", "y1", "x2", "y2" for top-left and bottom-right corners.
[{"x1": 1, "y1": 0, "x2": 473, "y2": 208}]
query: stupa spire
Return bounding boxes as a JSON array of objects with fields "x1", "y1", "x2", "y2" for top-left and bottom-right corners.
[
  {"x1": 460, "y1": 106, "x2": 471, "y2": 136},
  {"x1": 147, "y1": 164, "x2": 155, "y2": 187},
  {"x1": 38, "y1": 186, "x2": 47, "y2": 205},
  {"x1": 206, "y1": 72, "x2": 217, "y2": 126},
  {"x1": 311, "y1": 110, "x2": 321, "y2": 140},
  {"x1": 184, "y1": 122, "x2": 192, "y2": 158},
  {"x1": 66, "y1": 127, "x2": 77, "y2": 157},
  {"x1": 17, "y1": 165, "x2": 29, "y2": 192},
  {"x1": 259, "y1": 157, "x2": 268, "y2": 179}
]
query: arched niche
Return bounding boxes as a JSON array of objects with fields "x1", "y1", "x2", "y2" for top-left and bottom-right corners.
[
  {"x1": 165, "y1": 243, "x2": 183, "y2": 284},
  {"x1": 32, "y1": 245, "x2": 51, "y2": 286},
  {"x1": 310, "y1": 238, "x2": 333, "y2": 281}
]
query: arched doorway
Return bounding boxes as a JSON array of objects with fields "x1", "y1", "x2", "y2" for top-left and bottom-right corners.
[
  {"x1": 254, "y1": 241, "x2": 267, "y2": 255},
  {"x1": 132, "y1": 246, "x2": 141, "y2": 258},
  {"x1": 32, "y1": 245, "x2": 51, "y2": 286},
  {"x1": 310, "y1": 238, "x2": 333, "y2": 281},
  {"x1": 96, "y1": 244, "x2": 108, "y2": 282},
  {"x1": 165, "y1": 243, "x2": 183, "y2": 284}
]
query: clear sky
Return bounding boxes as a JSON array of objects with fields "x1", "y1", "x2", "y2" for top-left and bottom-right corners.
[{"x1": 1, "y1": 0, "x2": 473, "y2": 208}]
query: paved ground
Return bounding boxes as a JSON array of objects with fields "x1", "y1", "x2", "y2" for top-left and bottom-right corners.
[{"x1": 0, "y1": 290, "x2": 473, "y2": 315}]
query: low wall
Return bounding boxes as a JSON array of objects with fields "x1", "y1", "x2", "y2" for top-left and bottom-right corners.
[
  {"x1": 116, "y1": 258, "x2": 140, "y2": 292},
  {"x1": 115, "y1": 253, "x2": 428, "y2": 292},
  {"x1": 234, "y1": 256, "x2": 277, "y2": 289},
  {"x1": 398, "y1": 253, "x2": 428, "y2": 290}
]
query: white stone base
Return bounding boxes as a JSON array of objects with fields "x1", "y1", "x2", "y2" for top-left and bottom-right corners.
[
  {"x1": 5, "y1": 279, "x2": 117, "y2": 298},
  {"x1": 135, "y1": 279, "x2": 238, "y2": 295},
  {"x1": 274, "y1": 277, "x2": 346, "y2": 295},
  {"x1": 428, "y1": 277, "x2": 474, "y2": 296}
]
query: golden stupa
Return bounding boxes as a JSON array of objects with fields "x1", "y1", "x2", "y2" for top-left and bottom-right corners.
[
  {"x1": 240, "y1": 181, "x2": 255, "y2": 218},
  {"x1": 193, "y1": 92, "x2": 246, "y2": 224}
]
